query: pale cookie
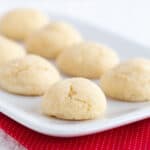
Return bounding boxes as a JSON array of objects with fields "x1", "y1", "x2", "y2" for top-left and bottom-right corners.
[
  {"x1": 0, "y1": 8, "x2": 49, "y2": 40},
  {"x1": 42, "y1": 78, "x2": 107, "y2": 120},
  {"x1": 57, "y1": 42, "x2": 119, "y2": 78},
  {"x1": 25, "y1": 22, "x2": 83, "y2": 59},
  {"x1": 100, "y1": 58, "x2": 150, "y2": 102},
  {"x1": 0, "y1": 55, "x2": 60, "y2": 96},
  {"x1": 0, "y1": 36, "x2": 25, "y2": 66}
]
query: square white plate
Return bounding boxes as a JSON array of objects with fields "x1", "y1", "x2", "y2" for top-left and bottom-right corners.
[{"x1": 0, "y1": 14, "x2": 150, "y2": 137}]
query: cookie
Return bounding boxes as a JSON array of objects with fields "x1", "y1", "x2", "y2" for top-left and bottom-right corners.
[
  {"x1": 0, "y1": 36, "x2": 25, "y2": 66},
  {"x1": 25, "y1": 22, "x2": 83, "y2": 59},
  {"x1": 42, "y1": 78, "x2": 106, "y2": 120},
  {"x1": 0, "y1": 8, "x2": 48, "y2": 40},
  {"x1": 100, "y1": 58, "x2": 150, "y2": 101},
  {"x1": 0, "y1": 55, "x2": 60, "y2": 96},
  {"x1": 57, "y1": 42, "x2": 119, "y2": 78}
]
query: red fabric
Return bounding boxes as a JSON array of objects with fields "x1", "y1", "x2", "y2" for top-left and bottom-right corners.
[{"x1": 0, "y1": 113, "x2": 150, "y2": 150}]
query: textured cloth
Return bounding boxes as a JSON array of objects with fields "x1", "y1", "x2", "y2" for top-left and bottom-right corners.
[{"x1": 0, "y1": 113, "x2": 150, "y2": 150}]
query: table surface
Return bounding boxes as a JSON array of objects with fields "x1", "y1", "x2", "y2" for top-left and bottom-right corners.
[
  {"x1": 0, "y1": 0, "x2": 150, "y2": 149},
  {"x1": 0, "y1": 129, "x2": 25, "y2": 150}
]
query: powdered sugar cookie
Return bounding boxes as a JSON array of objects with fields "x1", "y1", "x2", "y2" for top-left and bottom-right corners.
[
  {"x1": 0, "y1": 55, "x2": 60, "y2": 96},
  {"x1": 42, "y1": 78, "x2": 106, "y2": 120},
  {"x1": 57, "y1": 42, "x2": 119, "y2": 78},
  {"x1": 0, "y1": 8, "x2": 49, "y2": 40},
  {"x1": 26, "y1": 22, "x2": 83, "y2": 58},
  {"x1": 100, "y1": 58, "x2": 150, "y2": 101}
]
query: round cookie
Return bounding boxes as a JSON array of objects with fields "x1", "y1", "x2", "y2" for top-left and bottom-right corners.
[
  {"x1": 0, "y1": 36, "x2": 25, "y2": 66},
  {"x1": 57, "y1": 42, "x2": 119, "y2": 78},
  {"x1": 25, "y1": 22, "x2": 83, "y2": 59},
  {"x1": 100, "y1": 58, "x2": 150, "y2": 102},
  {"x1": 0, "y1": 8, "x2": 49, "y2": 40},
  {"x1": 0, "y1": 55, "x2": 60, "y2": 96},
  {"x1": 42, "y1": 78, "x2": 107, "y2": 120}
]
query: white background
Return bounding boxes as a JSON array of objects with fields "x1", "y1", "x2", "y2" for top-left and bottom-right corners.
[
  {"x1": 0, "y1": 0, "x2": 150, "y2": 149},
  {"x1": 0, "y1": 0, "x2": 150, "y2": 47}
]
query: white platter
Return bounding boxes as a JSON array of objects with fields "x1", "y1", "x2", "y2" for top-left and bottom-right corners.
[{"x1": 0, "y1": 14, "x2": 150, "y2": 137}]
